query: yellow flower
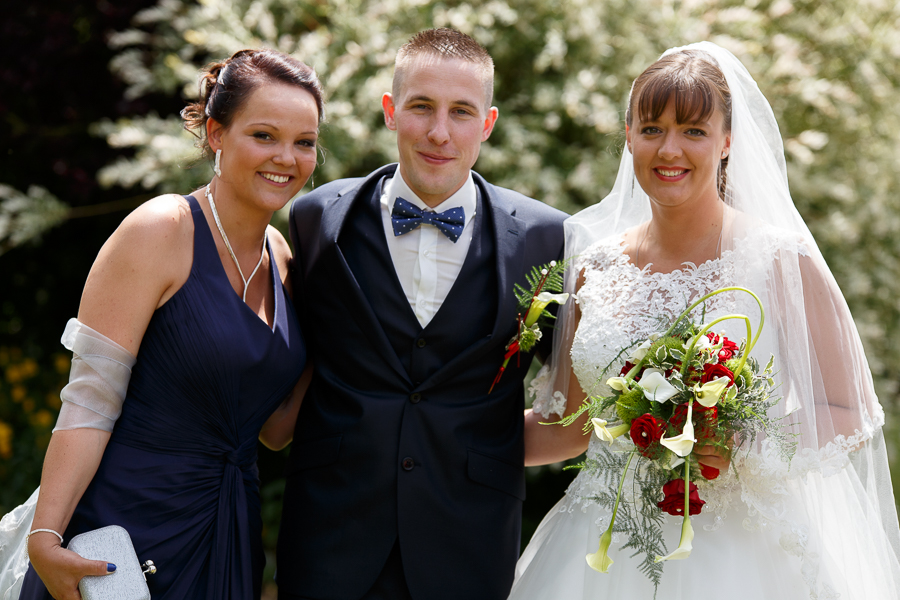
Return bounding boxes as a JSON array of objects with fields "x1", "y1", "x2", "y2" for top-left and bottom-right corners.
[
  {"x1": 5, "y1": 364, "x2": 21, "y2": 383},
  {"x1": 0, "y1": 420, "x2": 13, "y2": 460},
  {"x1": 54, "y1": 354, "x2": 71, "y2": 374},
  {"x1": 11, "y1": 385, "x2": 26, "y2": 402},
  {"x1": 32, "y1": 410, "x2": 54, "y2": 429},
  {"x1": 20, "y1": 358, "x2": 38, "y2": 378},
  {"x1": 46, "y1": 392, "x2": 62, "y2": 411}
]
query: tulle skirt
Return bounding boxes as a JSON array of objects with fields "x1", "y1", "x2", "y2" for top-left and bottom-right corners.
[{"x1": 511, "y1": 466, "x2": 900, "y2": 600}]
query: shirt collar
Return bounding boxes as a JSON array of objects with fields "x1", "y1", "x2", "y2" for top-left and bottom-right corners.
[{"x1": 383, "y1": 170, "x2": 476, "y2": 227}]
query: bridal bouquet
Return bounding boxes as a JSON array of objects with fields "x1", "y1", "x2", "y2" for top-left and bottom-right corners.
[{"x1": 560, "y1": 287, "x2": 795, "y2": 594}]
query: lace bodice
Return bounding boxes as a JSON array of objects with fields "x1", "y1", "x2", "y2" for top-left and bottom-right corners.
[{"x1": 569, "y1": 236, "x2": 760, "y2": 399}]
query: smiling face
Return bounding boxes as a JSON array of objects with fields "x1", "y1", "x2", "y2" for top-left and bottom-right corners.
[
  {"x1": 382, "y1": 56, "x2": 498, "y2": 207},
  {"x1": 207, "y1": 80, "x2": 319, "y2": 213},
  {"x1": 626, "y1": 101, "x2": 730, "y2": 210}
]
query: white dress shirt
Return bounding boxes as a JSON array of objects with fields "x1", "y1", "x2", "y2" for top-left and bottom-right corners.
[{"x1": 380, "y1": 172, "x2": 477, "y2": 327}]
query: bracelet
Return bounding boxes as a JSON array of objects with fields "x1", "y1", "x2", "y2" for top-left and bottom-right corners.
[
  {"x1": 27, "y1": 528, "x2": 64, "y2": 544},
  {"x1": 25, "y1": 528, "x2": 64, "y2": 562}
]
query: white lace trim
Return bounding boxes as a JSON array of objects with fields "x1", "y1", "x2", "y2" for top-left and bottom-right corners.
[{"x1": 529, "y1": 363, "x2": 568, "y2": 418}]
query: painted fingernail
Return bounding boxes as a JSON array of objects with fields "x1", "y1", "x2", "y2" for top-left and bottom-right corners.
[{"x1": 107, "y1": 563, "x2": 117, "y2": 573}]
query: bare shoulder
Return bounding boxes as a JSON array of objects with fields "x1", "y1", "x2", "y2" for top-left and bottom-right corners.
[
  {"x1": 116, "y1": 194, "x2": 193, "y2": 249},
  {"x1": 267, "y1": 225, "x2": 293, "y2": 285},
  {"x1": 78, "y1": 195, "x2": 194, "y2": 352}
]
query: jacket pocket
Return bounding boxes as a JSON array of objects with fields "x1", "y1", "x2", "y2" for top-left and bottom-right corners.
[
  {"x1": 467, "y1": 449, "x2": 526, "y2": 501},
  {"x1": 286, "y1": 435, "x2": 342, "y2": 476}
]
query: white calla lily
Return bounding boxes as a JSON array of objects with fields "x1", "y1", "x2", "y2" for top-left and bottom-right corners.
[
  {"x1": 629, "y1": 339, "x2": 653, "y2": 362},
  {"x1": 524, "y1": 292, "x2": 569, "y2": 327},
  {"x1": 655, "y1": 514, "x2": 694, "y2": 563},
  {"x1": 606, "y1": 376, "x2": 629, "y2": 391},
  {"x1": 667, "y1": 453, "x2": 685, "y2": 470},
  {"x1": 660, "y1": 402, "x2": 696, "y2": 457},
  {"x1": 591, "y1": 418, "x2": 630, "y2": 444},
  {"x1": 638, "y1": 369, "x2": 679, "y2": 403},
  {"x1": 693, "y1": 376, "x2": 730, "y2": 408},
  {"x1": 585, "y1": 527, "x2": 614, "y2": 573},
  {"x1": 684, "y1": 334, "x2": 712, "y2": 352}
]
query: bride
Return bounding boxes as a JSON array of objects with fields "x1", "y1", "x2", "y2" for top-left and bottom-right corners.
[{"x1": 516, "y1": 42, "x2": 900, "y2": 599}]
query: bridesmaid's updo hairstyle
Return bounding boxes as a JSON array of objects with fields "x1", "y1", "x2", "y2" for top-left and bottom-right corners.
[
  {"x1": 626, "y1": 49, "x2": 732, "y2": 199},
  {"x1": 181, "y1": 48, "x2": 325, "y2": 158}
]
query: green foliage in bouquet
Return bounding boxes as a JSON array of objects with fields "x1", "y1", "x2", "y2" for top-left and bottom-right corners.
[{"x1": 558, "y1": 287, "x2": 798, "y2": 596}]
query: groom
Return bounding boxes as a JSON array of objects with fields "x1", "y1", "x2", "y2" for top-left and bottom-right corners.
[{"x1": 277, "y1": 28, "x2": 567, "y2": 600}]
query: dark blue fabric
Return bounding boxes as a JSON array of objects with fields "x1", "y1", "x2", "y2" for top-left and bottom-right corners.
[
  {"x1": 20, "y1": 194, "x2": 305, "y2": 600},
  {"x1": 278, "y1": 165, "x2": 567, "y2": 600},
  {"x1": 390, "y1": 197, "x2": 465, "y2": 242}
]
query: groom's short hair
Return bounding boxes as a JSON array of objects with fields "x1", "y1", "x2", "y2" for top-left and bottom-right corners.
[{"x1": 393, "y1": 28, "x2": 495, "y2": 111}]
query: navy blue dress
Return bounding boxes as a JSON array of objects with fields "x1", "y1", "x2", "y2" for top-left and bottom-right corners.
[{"x1": 21, "y1": 194, "x2": 306, "y2": 599}]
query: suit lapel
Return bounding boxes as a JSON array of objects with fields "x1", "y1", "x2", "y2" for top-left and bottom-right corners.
[
  {"x1": 419, "y1": 177, "x2": 525, "y2": 391},
  {"x1": 317, "y1": 167, "x2": 412, "y2": 385}
]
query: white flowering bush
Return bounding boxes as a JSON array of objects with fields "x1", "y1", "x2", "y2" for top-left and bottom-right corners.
[{"x1": 4, "y1": 0, "x2": 900, "y2": 466}]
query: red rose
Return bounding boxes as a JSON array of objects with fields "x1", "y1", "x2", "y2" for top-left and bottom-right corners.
[
  {"x1": 657, "y1": 479, "x2": 705, "y2": 516},
  {"x1": 720, "y1": 339, "x2": 739, "y2": 361},
  {"x1": 700, "y1": 363, "x2": 734, "y2": 387},
  {"x1": 699, "y1": 463, "x2": 720, "y2": 480},
  {"x1": 620, "y1": 361, "x2": 647, "y2": 378},
  {"x1": 708, "y1": 333, "x2": 739, "y2": 362},
  {"x1": 629, "y1": 414, "x2": 666, "y2": 457},
  {"x1": 669, "y1": 403, "x2": 718, "y2": 440}
]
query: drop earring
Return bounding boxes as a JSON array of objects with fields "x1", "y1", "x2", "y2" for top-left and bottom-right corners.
[{"x1": 214, "y1": 149, "x2": 222, "y2": 178}]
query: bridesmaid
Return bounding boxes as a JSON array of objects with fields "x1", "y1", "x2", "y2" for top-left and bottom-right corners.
[{"x1": 21, "y1": 48, "x2": 321, "y2": 599}]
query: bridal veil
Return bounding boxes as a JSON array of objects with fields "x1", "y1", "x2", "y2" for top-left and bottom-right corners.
[{"x1": 532, "y1": 41, "x2": 900, "y2": 597}]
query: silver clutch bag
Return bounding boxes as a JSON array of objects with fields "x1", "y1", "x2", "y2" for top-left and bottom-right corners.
[{"x1": 66, "y1": 525, "x2": 156, "y2": 600}]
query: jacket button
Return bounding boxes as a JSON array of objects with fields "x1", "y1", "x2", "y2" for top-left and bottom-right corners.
[
  {"x1": 416, "y1": 338, "x2": 426, "y2": 348},
  {"x1": 409, "y1": 392, "x2": 421, "y2": 404},
  {"x1": 402, "y1": 457, "x2": 415, "y2": 471}
]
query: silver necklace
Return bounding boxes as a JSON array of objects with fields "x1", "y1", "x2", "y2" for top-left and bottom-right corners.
[{"x1": 205, "y1": 184, "x2": 267, "y2": 302}]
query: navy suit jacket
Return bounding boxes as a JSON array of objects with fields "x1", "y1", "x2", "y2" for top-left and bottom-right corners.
[{"x1": 277, "y1": 164, "x2": 567, "y2": 599}]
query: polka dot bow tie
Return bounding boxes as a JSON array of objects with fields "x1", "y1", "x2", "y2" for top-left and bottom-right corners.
[{"x1": 390, "y1": 197, "x2": 465, "y2": 243}]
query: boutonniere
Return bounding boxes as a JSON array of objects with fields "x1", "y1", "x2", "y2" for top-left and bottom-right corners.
[{"x1": 489, "y1": 260, "x2": 570, "y2": 393}]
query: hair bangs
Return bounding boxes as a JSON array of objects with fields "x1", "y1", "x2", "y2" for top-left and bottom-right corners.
[{"x1": 636, "y1": 70, "x2": 718, "y2": 126}]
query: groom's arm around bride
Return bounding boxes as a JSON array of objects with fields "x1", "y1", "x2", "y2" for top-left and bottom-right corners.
[{"x1": 276, "y1": 28, "x2": 567, "y2": 600}]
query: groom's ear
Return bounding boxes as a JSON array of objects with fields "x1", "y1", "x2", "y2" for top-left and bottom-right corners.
[{"x1": 382, "y1": 93, "x2": 397, "y2": 131}]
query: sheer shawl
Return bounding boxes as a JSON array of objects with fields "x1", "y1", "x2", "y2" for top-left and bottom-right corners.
[{"x1": 533, "y1": 42, "x2": 900, "y2": 597}]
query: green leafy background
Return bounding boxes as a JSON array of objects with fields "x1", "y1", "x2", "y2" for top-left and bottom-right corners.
[{"x1": 2, "y1": 0, "x2": 899, "y2": 595}]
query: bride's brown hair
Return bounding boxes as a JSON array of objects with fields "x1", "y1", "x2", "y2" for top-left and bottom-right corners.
[{"x1": 626, "y1": 50, "x2": 732, "y2": 199}]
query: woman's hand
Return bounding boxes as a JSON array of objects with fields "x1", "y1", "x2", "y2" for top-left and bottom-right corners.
[
  {"x1": 259, "y1": 363, "x2": 314, "y2": 451},
  {"x1": 28, "y1": 534, "x2": 115, "y2": 600},
  {"x1": 694, "y1": 439, "x2": 732, "y2": 472}
]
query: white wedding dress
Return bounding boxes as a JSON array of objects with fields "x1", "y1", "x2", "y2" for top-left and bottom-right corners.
[{"x1": 513, "y1": 234, "x2": 900, "y2": 600}]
